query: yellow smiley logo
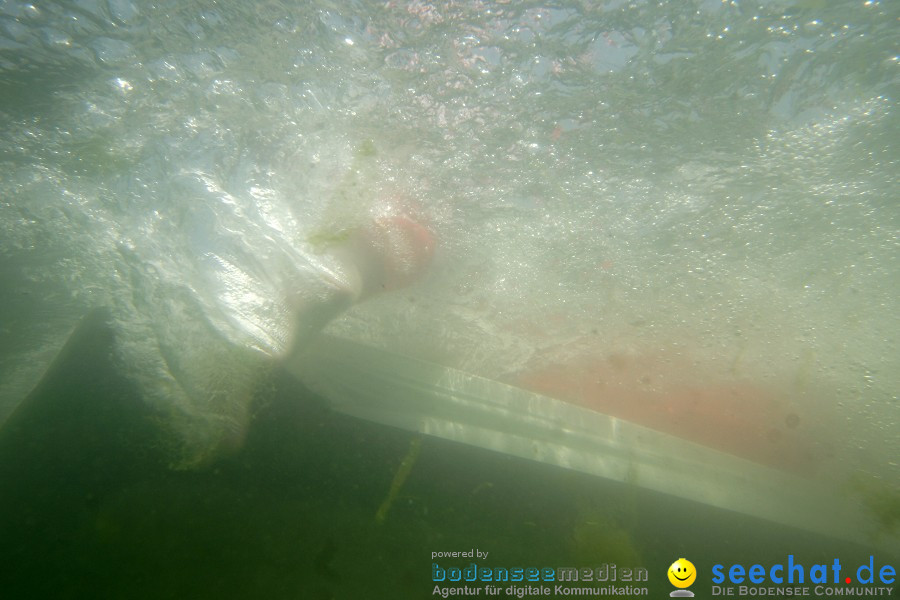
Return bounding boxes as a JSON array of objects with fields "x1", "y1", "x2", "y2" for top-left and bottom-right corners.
[{"x1": 668, "y1": 558, "x2": 697, "y2": 588}]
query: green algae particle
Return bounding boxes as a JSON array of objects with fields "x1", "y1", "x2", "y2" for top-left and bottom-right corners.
[
  {"x1": 571, "y1": 515, "x2": 640, "y2": 566},
  {"x1": 569, "y1": 495, "x2": 641, "y2": 566},
  {"x1": 356, "y1": 139, "x2": 377, "y2": 158},
  {"x1": 61, "y1": 135, "x2": 136, "y2": 176},
  {"x1": 307, "y1": 228, "x2": 352, "y2": 252},
  {"x1": 870, "y1": 493, "x2": 900, "y2": 533},
  {"x1": 849, "y1": 474, "x2": 900, "y2": 534}
]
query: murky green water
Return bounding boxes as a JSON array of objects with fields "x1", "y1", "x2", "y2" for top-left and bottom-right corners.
[
  {"x1": 0, "y1": 0, "x2": 897, "y2": 596},
  {"x1": 0, "y1": 313, "x2": 893, "y2": 598}
]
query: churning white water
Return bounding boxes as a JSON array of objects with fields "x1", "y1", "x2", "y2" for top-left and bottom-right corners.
[{"x1": 0, "y1": 1, "x2": 896, "y2": 476}]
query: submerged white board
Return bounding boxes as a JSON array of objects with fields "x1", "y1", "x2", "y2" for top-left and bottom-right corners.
[{"x1": 289, "y1": 334, "x2": 896, "y2": 553}]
